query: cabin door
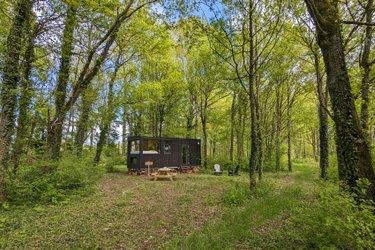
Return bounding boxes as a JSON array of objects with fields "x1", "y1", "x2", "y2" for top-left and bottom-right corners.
[{"x1": 181, "y1": 144, "x2": 190, "y2": 166}]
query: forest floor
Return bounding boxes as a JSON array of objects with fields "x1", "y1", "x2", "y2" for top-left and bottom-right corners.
[{"x1": 1, "y1": 161, "x2": 320, "y2": 249}]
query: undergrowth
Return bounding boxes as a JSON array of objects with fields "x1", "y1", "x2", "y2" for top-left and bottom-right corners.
[
  {"x1": 269, "y1": 181, "x2": 375, "y2": 250},
  {"x1": 164, "y1": 161, "x2": 375, "y2": 249},
  {"x1": 3, "y1": 156, "x2": 103, "y2": 206}
]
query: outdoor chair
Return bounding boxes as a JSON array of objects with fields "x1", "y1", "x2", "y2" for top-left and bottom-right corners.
[
  {"x1": 214, "y1": 164, "x2": 223, "y2": 175},
  {"x1": 229, "y1": 164, "x2": 240, "y2": 176}
]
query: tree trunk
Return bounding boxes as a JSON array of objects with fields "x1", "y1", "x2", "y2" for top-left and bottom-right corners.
[
  {"x1": 122, "y1": 110, "x2": 127, "y2": 156},
  {"x1": 305, "y1": 0, "x2": 375, "y2": 200},
  {"x1": 47, "y1": 6, "x2": 77, "y2": 160},
  {"x1": 0, "y1": 0, "x2": 33, "y2": 165},
  {"x1": 256, "y1": 109, "x2": 263, "y2": 180},
  {"x1": 313, "y1": 50, "x2": 329, "y2": 179},
  {"x1": 236, "y1": 93, "x2": 246, "y2": 163},
  {"x1": 265, "y1": 116, "x2": 275, "y2": 169},
  {"x1": 201, "y1": 114, "x2": 208, "y2": 168},
  {"x1": 94, "y1": 62, "x2": 120, "y2": 164},
  {"x1": 64, "y1": 109, "x2": 74, "y2": 150},
  {"x1": 13, "y1": 13, "x2": 36, "y2": 172},
  {"x1": 0, "y1": 0, "x2": 34, "y2": 200},
  {"x1": 158, "y1": 105, "x2": 164, "y2": 137},
  {"x1": 186, "y1": 95, "x2": 195, "y2": 138},
  {"x1": 248, "y1": 0, "x2": 257, "y2": 190},
  {"x1": 360, "y1": 0, "x2": 374, "y2": 133},
  {"x1": 255, "y1": 79, "x2": 263, "y2": 180},
  {"x1": 230, "y1": 93, "x2": 236, "y2": 163},
  {"x1": 75, "y1": 89, "x2": 92, "y2": 157},
  {"x1": 287, "y1": 83, "x2": 292, "y2": 172},
  {"x1": 275, "y1": 81, "x2": 282, "y2": 172},
  {"x1": 311, "y1": 128, "x2": 317, "y2": 162}
]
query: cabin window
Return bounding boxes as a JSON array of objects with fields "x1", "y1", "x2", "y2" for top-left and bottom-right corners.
[
  {"x1": 143, "y1": 140, "x2": 160, "y2": 154},
  {"x1": 130, "y1": 140, "x2": 140, "y2": 154},
  {"x1": 164, "y1": 141, "x2": 172, "y2": 154}
]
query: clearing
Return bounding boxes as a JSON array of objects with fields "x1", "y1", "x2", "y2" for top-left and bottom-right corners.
[{"x1": 1, "y1": 161, "x2": 319, "y2": 249}]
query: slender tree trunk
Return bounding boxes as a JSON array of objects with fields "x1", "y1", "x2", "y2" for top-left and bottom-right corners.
[
  {"x1": 47, "y1": 6, "x2": 77, "y2": 160},
  {"x1": 313, "y1": 50, "x2": 329, "y2": 179},
  {"x1": 360, "y1": 0, "x2": 374, "y2": 133},
  {"x1": 94, "y1": 63, "x2": 120, "y2": 164},
  {"x1": 266, "y1": 116, "x2": 275, "y2": 169},
  {"x1": 275, "y1": 81, "x2": 282, "y2": 172},
  {"x1": 13, "y1": 15, "x2": 36, "y2": 172},
  {"x1": 311, "y1": 128, "x2": 317, "y2": 162},
  {"x1": 256, "y1": 111, "x2": 263, "y2": 180},
  {"x1": 236, "y1": 94, "x2": 246, "y2": 163},
  {"x1": 201, "y1": 114, "x2": 208, "y2": 168},
  {"x1": 158, "y1": 106, "x2": 164, "y2": 137},
  {"x1": 255, "y1": 80, "x2": 263, "y2": 180},
  {"x1": 122, "y1": 110, "x2": 127, "y2": 156},
  {"x1": 230, "y1": 93, "x2": 236, "y2": 163},
  {"x1": 287, "y1": 84, "x2": 292, "y2": 172},
  {"x1": 186, "y1": 95, "x2": 195, "y2": 138},
  {"x1": 305, "y1": 0, "x2": 375, "y2": 200},
  {"x1": 64, "y1": 109, "x2": 74, "y2": 148},
  {"x1": 75, "y1": 89, "x2": 92, "y2": 157}
]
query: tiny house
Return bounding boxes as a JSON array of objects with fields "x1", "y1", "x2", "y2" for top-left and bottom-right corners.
[{"x1": 127, "y1": 136, "x2": 201, "y2": 172}]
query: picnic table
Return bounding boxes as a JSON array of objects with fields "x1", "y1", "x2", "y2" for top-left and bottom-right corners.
[{"x1": 152, "y1": 167, "x2": 177, "y2": 181}]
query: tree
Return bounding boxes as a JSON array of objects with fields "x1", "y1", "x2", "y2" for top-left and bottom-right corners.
[
  {"x1": 46, "y1": 0, "x2": 156, "y2": 160},
  {"x1": 304, "y1": 0, "x2": 375, "y2": 199},
  {"x1": 0, "y1": 0, "x2": 34, "y2": 200},
  {"x1": 290, "y1": 6, "x2": 330, "y2": 178},
  {"x1": 199, "y1": 0, "x2": 285, "y2": 189},
  {"x1": 188, "y1": 43, "x2": 226, "y2": 168},
  {"x1": 359, "y1": 0, "x2": 374, "y2": 133}
]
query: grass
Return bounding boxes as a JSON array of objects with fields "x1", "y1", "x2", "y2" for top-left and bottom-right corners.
[
  {"x1": 0, "y1": 169, "x2": 231, "y2": 249},
  {"x1": 2, "y1": 160, "x2": 366, "y2": 249},
  {"x1": 163, "y1": 160, "x2": 319, "y2": 249}
]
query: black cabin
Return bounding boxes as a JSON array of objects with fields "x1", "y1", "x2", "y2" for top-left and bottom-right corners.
[{"x1": 127, "y1": 136, "x2": 201, "y2": 171}]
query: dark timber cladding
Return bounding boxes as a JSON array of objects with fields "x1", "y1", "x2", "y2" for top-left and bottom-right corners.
[{"x1": 127, "y1": 136, "x2": 201, "y2": 170}]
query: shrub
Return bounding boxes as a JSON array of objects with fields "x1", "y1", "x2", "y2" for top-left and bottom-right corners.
[
  {"x1": 103, "y1": 154, "x2": 125, "y2": 173},
  {"x1": 279, "y1": 182, "x2": 375, "y2": 249},
  {"x1": 327, "y1": 155, "x2": 339, "y2": 182},
  {"x1": 222, "y1": 181, "x2": 250, "y2": 207},
  {"x1": 5, "y1": 157, "x2": 102, "y2": 205}
]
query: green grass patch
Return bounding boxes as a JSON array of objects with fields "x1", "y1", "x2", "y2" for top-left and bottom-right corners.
[{"x1": 2, "y1": 159, "x2": 373, "y2": 249}]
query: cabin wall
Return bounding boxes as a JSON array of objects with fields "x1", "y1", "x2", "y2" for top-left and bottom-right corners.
[{"x1": 127, "y1": 137, "x2": 201, "y2": 170}]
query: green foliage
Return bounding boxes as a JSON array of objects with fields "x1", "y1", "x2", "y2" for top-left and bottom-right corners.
[
  {"x1": 103, "y1": 154, "x2": 125, "y2": 173},
  {"x1": 221, "y1": 181, "x2": 249, "y2": 207},
  {"x1": 5, "y1": 157, "x2": 102, "y2": 205},
  {"x1": 327, "y1": 155, "x2": 339, "y2": 182},
  {"x1": 274, "y1": 182, "x2": 375, "y2": 250},
  {"x1": 166, "y1": 162, "x2": 375, "y2": 249}
]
